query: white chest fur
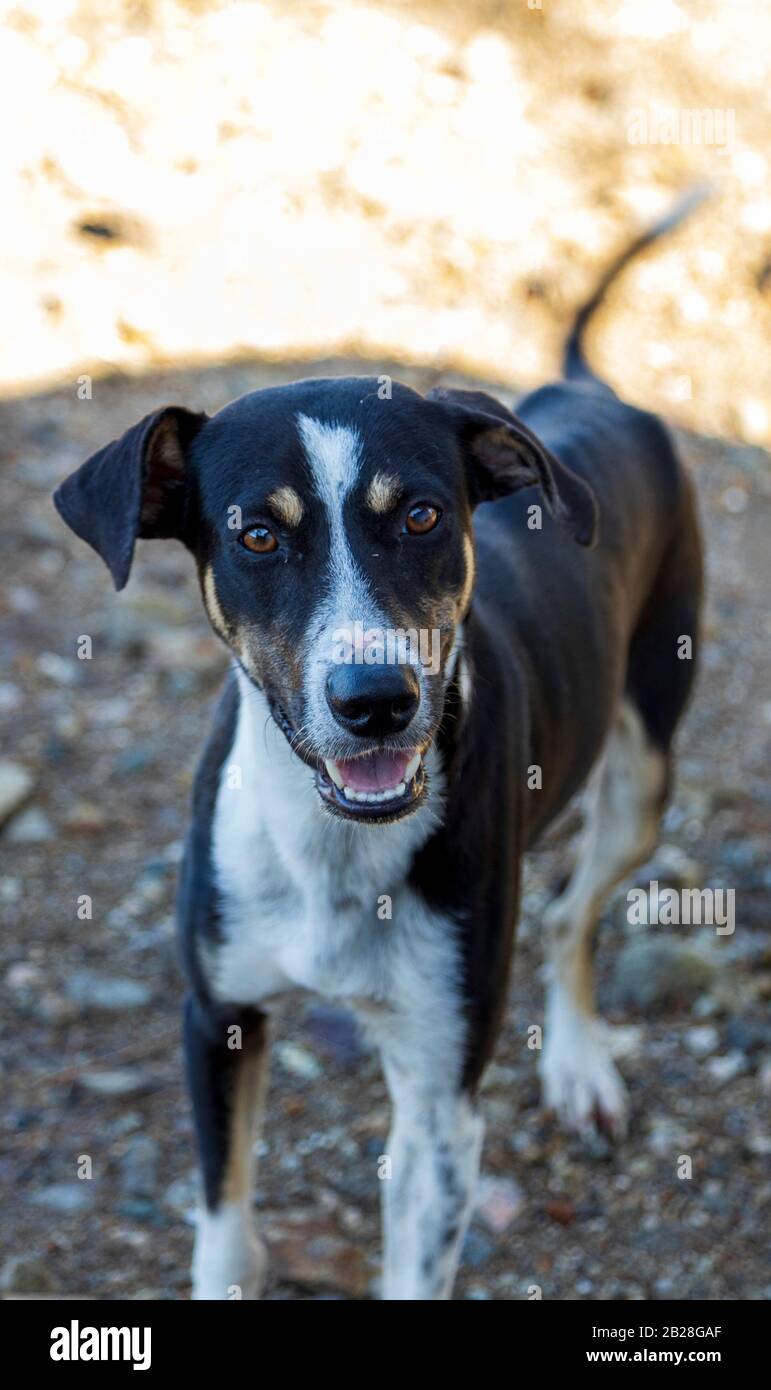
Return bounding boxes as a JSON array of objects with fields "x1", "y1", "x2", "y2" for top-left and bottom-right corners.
[{"x1": 207, "y1": 672, "x2": 465, "y2": 1079}]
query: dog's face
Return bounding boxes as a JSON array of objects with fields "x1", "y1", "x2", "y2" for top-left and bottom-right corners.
[{"x1": 54, "y1": 377, "x2": 596, "y2": 824}]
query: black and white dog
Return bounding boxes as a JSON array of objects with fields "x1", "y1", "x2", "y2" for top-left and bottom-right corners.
[{"x1": 54, "y1": 195, "x2": 703, "y2": 1300}]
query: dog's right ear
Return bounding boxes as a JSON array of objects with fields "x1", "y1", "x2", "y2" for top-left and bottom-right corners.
[{"x1": 53, "y1": 406, "x2": 208, "y2": 590}]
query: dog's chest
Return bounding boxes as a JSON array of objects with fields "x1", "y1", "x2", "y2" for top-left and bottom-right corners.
[{"x1": 205, "y1": 694, "x2": 456, "y2": 1020}]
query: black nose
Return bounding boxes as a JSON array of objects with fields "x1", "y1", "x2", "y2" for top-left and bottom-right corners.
[{"x1": 326, "y1": 664, "x2": 420, "y2": 738}]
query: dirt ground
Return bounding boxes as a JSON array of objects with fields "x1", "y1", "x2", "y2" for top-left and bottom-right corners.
[{"x1": 1, "y1": 0, "x2": 770, "y2": 1301}]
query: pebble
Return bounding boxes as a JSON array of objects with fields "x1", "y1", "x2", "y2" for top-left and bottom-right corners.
[
  {"x1": 684, "y1": 1024, "x2": 720, "y2": 1057},
  {"x1": 78, "y1": 1068, "x2": 151, "y2": 1097},
  {"x1": 63, "y1": 801, "x2": 106, "y2": 833},
  {"x1": 6, "y1": 807, "x2": 55, "y2": 843},
  {"x1": 0, "y1": 682, "x2": 22, "y2": 714},
  {"x1": 5, "y1": 961, "x2": 44, "y2": 990},
  {"x1": 265, "y1": 1218, "x2": 372, "y2": 1297},
  {"x1": 0, "y1": 1253, "x2": 53, "y2": 1294},
  {"x1": 474, "y1": 1175, "x2": 525, "y2": 1233},
  {"x1": 461, "y1": 1228, "x2": 496, "y2": 1269},
  {"x1": 275, "y1": 1041, "x2": 323, "y2": 1081},
  {"x1": 612, "y1": 939, "x2": 716, "y2": 1010},
  {"x1": 707, "y1": 1051, "x2": 748, "y2": 1084},
  {"x1": 65, "y1": 971, "x2": 152, "y2": 1012},
  {"x1": 637, "y1": 844, "x2": 704, "y2": 891},
  {"x1": 0, "y1": 759, "x2": 34, "y2": 826},
  {"x1": 29, "y1": 1182, "x2": 92, "y2": 1213},
  {"x1": 37, "y1": 651, "x2": 78, "y2": 684},
  {"x1": 119, "y1": 1136, "x2": 159, "y2": 1198}
]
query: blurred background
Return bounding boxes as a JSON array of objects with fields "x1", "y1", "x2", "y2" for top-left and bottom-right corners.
[{"x1": 0, "y1": 0, "x2": 769, "y2": 1300}]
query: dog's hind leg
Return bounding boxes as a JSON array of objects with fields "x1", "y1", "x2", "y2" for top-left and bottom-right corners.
[
  {"x1": 184, "y1": 995, "x2": 270, "y2": 1299},
  {"x1": 539, "y1": 697, "x2": 669, "y2": 1137}
]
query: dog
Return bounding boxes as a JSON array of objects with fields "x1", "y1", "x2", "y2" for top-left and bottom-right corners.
[{"x1": 54, "y1": 192, "x2": 703, "y2": 1300}]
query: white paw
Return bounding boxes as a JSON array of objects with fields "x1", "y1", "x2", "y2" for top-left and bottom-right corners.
[
  {"x1": 192, "y1": 1213, "x2": 267, "y2": 1300},
  {"x1": 539, "y1": 1017, "x2": 628, "y2": 1140}
]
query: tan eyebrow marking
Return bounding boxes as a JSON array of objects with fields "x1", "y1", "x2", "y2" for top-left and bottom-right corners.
[
  {"x1": 366, "y1": 471, "x2": 402, "y2": 514},
  {"x1": 267, "y1": 485, "x2": 304, "y2": 527}
]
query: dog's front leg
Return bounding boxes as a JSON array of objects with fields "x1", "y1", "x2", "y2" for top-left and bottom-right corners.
[
  {"x1": 380, "y1": 1073, "x2": 484, "y2": 1300},
  {"x1": 183, "y1": 994, "x2": 270, "y2": 1300}
]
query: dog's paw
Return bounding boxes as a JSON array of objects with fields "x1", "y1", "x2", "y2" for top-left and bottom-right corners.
[
  {"x1": 539, "y1": 1018, "x2": 628, "y2": 1140},
  {"x1": 192, "y1": 1229, "x2": 267, "y2": 1301}
]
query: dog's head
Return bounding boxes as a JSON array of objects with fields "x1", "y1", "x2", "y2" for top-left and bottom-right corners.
[{"x1": 54, "y1": 378, "x2": 596, "y2": 823}]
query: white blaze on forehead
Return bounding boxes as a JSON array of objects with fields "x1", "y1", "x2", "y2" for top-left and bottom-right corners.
[
  {"x1": 296, "y1": 414, "x2": 368, "y2": 603},
  {"x1": 296, "y1": 413, "x2": 386, "y2": 743},
  {"x1": 296, "y1": 414, "x2": 362, "y2": 505}
]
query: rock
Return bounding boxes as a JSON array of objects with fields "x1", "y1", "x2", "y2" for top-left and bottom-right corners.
[
  {"x1": 0, "y1": 760, "x2": 34, "y2": 826},
  {"x1": 63, "y1": 801, "x2": 106, "y2": 833},
  {"x1": 65, "y1": 971, "x2": 152, "y2": 1012},
  {"x1": 724, "y1": 1018, "x2": 771, "y2": 1053},
  {"x1": 684, "y1": 1025, "x2": 720, "y2": 1057},
  {"x1": 265, "y1": 1218, "x2": 371, "y2": 1297},
  {"x1": 544, "y1": 1199, "x2": 576, "y2": 1227},
  {"x1": 163, "y1": 1173, "x2": 198, "y2": 1224},
  {"x1": 474, "y1": 1175, "x2": 525, "y2": 1233},
  {"x1": 0, "y1": 682, "x2": 22, "y2": 714},
  {"x1": 119, "y1": 1135, "x2": 159, "y2": 1198},
  {"x1": 638, "y1": 845, "x2": 704, "y2": 891},
  {"x1": 275, "y1": 1041, "x2": 323, "y2": 1081},
  {"x1": 745, "y1": 1133, "x2": 771, "y2": 1157},
  {"x1": 5, "y1": 961, "x2": 44, "y2": 991},
  {"x1": 78, "y1": 1068, "x2": 151, "y2": 1097},
  {"x1": 6, "y1": 807, "x2": 54, "y2": 843},
  {"x1": 460, "y1": 1228, "x2": 496, "y2": 1269},
  {"x1": 29, "y1": 1182, "x2": 92, "y2": 1213},
  {"x1": 37, "y1": 651, "x2": 78, "y2": 684},
  {"x1": 114, "y1": 746, "x2": 158, "y2": 777},
  {"x1": 706, "y1": 1051, "x2": 747, "y2": 1084},
  {"x1": 0, "y1": 1253, "x2": 53, "y2": 1294},
  {"x1": 34, "y1": 990, "x2": 79, "y2": 1025},
  {"x1": 611, "y1": 940, "x2": 716, "y2": 1010}
]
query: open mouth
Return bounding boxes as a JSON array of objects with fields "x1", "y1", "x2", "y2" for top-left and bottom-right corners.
[{"x1": 316, "y1": 747, "x2": 425, "y2": 821}]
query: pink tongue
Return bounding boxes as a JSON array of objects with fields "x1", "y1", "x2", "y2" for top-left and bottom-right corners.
[{"x1": 336, "y1": 750, "x2": 412, "y2": 793}]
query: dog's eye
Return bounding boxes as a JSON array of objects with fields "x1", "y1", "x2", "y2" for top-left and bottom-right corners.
[
  {"x1": 404, "y1": 504, "x2": 441, "y2": 536},
  {"x1": 240, "y1": 525, "x2": 278, "y2": 554}
]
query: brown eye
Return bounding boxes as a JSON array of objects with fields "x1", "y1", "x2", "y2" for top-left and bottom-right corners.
[
  {"x1": 240, "y1": 525, "x2": 278, "y2": 554},
  {"x1": 405, "y1": 503, "x2": 441, "y2": 536}
]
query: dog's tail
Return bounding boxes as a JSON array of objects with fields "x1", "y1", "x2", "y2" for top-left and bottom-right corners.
[{"x1": 563, "y1": 186, "x2": 710, "y2": 385}]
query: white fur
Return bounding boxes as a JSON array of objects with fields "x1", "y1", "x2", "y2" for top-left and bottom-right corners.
[
  {"x1": 294, "y1": 413, "x2": 437, "y2": 757},
  {"x1": 381, "y1": 1083, "x2": 483, "y2": 1300},
  {"x1": 540, "y1": 698, "x2": 666, "y2": 1137},
  {"x1": 200, "y1": 669, "x2": 473, "y2": 1298},
  {"x1": 192, "y1": 1201, "x2": 266, "y2": 1301}
]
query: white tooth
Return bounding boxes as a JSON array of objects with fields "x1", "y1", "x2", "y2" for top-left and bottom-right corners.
[
  {"x1": 325, "y1": 760, "x2": 344, "y2": 789},
  {"x1": 404, "y1": 753, "x2": 421, "y2": 783},
  {"x1": 396, "y1": 782, "x2": 406, "y2": 796},
  {"x1": 343, "y1": 785, "x2": 357, "y2": 800}
]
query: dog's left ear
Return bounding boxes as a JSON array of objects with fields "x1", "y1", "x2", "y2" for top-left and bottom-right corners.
[
  {"x1": 427, "y1": 386, "x2": 598, "y2": 547},
  {"x1": 53, "y1": 406, "x2": 209, "y2": 590}
]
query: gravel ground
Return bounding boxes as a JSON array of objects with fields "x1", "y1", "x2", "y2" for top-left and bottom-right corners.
[{"x1": 1, "y1": 358, "x2": 769, "y2": 1301}]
